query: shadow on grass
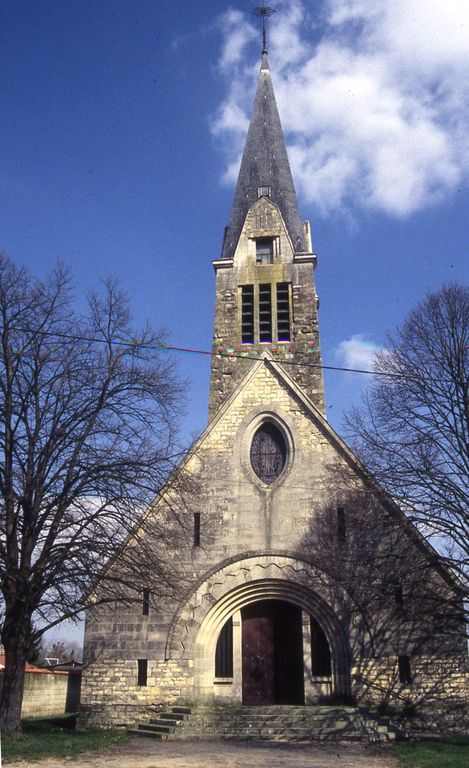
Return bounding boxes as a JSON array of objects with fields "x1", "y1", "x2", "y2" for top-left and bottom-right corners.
[
  {"x1": 2, "y1": 714, "x2": 130, "y2": 764},
  {"x1": 394, "y1": 736, "x2": 469, "y2": 768}
]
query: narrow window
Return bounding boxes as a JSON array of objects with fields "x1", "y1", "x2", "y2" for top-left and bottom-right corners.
[
  {"x1": 311, "y1": 617, "x2": 332, "y2": 677},
  {"x1": 137, "y1": 659, "x2": 148, "y2": 686},
  {"x1": 241, "y1": 285, "x2": 254, "y2": 344},
  {"x1": 276, "y1": 283, "x2": 291, "y2": 341},
  {"x1": 215, "y1": 617, "x2": 233, "y2": 677},
  {"x1": 193, "y1": 512, "x2": 201, "y2": 547},
  {"x1": 142, "y1": 588, "x2": 150, "y2": 616},
  {"x1": 337, "y1": 507, "x2": 346, "y2": 543},
  {"x1": 393, "y1": 581, "x2": 404, "y2": 607},
  {"x1": 259, "y1": 284, "x2": 272, "y2": 342},
  {"x1": 256, "y1": 239, "x2": 274, "y2": 265},
  {"x1": 257, "y1": 186, "x2": 271, "y2": 198},
  {"x1": 250, "y1": 422, "x2": 287, "y2": 484},
  {"x1": 398, "y1": 655, "x2": 412, "y2": 685}
]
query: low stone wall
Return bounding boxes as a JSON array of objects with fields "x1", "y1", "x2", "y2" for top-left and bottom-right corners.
[{"x1": 22, "y1": 670, "x2": 68, "y2": 717}]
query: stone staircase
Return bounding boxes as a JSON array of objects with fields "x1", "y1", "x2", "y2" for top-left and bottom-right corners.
[{"x1": 129, "y1": 704, "x2": 400, "y2": 743}]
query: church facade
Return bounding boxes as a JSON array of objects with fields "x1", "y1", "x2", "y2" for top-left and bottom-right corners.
[{"x1": 81, "y1": 49, "x2": 468, "y2": 730}]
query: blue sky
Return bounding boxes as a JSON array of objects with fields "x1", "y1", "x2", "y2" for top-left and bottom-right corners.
[{"x1": 1, "y1": 0, "x2": 468, "y2": 641}]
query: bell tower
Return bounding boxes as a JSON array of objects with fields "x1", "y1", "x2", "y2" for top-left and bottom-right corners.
[{"x1": 209, "y1": 47, "x2": 325, "y2": 419}]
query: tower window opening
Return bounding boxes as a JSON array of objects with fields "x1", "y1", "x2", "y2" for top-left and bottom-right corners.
[
  {"x1": 258, "y1": 186, "x2": 271, "y2": 198},
  {"x1": 398, "y1": 655, "x2": 412, "y2": 685},
  {"x1": 256, "y1": 238, "x2": 274, "y2": 265},
  {"x1": 241, "y1": 285, "x2": 255, "y2": 343},
  {"x1": 250, "y1": 422, "x2": 287, "y2": 484},
  {"x1": 276, "y1": 283, "x2": 290, "y2": 341},
  {"x1": 215, "y1": 616, "x2": 233, "y2": 677},
  {"x1": 259, "y1": 284, "x2": 272, "y2": 342}
]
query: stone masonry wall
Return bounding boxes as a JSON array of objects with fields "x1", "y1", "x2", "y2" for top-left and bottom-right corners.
[{"x1": 82, "y1": 356, "x2": 468, "y2": 725}]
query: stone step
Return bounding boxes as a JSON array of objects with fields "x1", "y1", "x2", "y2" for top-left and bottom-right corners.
[
  {"x1": 149, "y1": 718, "x2": 183, "y2": 727},
  {"x1": 138, "y1": 723, "x2": 173, "y2": 734},
  {"x1": 156, "y1": 712, "x2": 184, "y2": 721},
  {"x1": 128, "y1": 728, "x2": 168, "y2": 740},
  {"x1": 131, "y1": 705, "x2": 399, "y2": 743}
]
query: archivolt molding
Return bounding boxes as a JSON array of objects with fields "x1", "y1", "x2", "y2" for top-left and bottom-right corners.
[{"x1": 165, "y1": 553, "x2": 344, "y2": 661}]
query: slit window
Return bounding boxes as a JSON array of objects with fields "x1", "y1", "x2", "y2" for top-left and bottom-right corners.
[
  {"x1": 276, "y1": 283, "x2": 290, "y2": 341},
  {"x1": 398, "y1": 655, "x2": 412, "y2": 685},
  {"x1": 215, "y1": 617, "x2": 233, "y2": 677},
  {"x1": 256, "y1": 238, "x2": 274, "y2": 265},
  {"x1": 393, "y1": 581, "x2": 404, "y2": 607},
  {"x1": 142, "y1": 588, "x2": 150, "y2": 616},
  {"x1": 337, "y1": 507, "x2": 346, "y2": 543},
  {"x1": 259, "y1": 284, "x2": 272, "y2": 342},
  {"x1": 193, "y1": 513, "x2": 201, "y2": 547},
  {"x1": 311, "y1": 617, "x2": 332, "y2": 677},
  {"x1": 241, "y1": 285, "x2": 254, "y2": 344},
  {"x1": 137, "y1": 659, "x2": 148, "y2": 686}
]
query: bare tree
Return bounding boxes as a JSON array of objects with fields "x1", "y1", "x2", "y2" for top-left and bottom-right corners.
[
  {"x1": 302, "y1": 470, "x2": 467, "y2": 730},
  {"x1": 0, "y1": 253, "x2": 187, "y2": 734},
  {"x1": 346, "y1": 283, "x2": 469, "y2": 586}
]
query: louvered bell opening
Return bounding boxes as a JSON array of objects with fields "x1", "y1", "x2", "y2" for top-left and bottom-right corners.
[
  {"x1": 276, "y1": 282, "x2": 290, "y2": 341},
  {"x1": 259, "y1": 284, "x2": 272, "y2": 342},
  {"x1": 241, "y1": 285, "x2": 254, "y2": 343}
]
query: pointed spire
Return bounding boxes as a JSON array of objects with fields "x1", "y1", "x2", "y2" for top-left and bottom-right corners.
[{"x1": 221, "y1": 53, "x2": 308, "y2": 260}]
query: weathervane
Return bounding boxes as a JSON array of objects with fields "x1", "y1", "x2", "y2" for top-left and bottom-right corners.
[{"x1": 252, "y1": 2, "x2": 276, "y2": 54}]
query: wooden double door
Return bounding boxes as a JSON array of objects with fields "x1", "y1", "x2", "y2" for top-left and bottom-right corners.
[{"x1": 241, "y1": 600, "x2": 304, "y2": 705}]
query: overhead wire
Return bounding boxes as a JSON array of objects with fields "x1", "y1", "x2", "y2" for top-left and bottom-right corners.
[{"x1": 1, "y1": 324, "x2": 430, "y2": 382}]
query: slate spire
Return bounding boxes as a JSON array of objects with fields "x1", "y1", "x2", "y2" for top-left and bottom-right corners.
[{"x1": 221, "y1": 51, "x2": 308, "y2": 260}]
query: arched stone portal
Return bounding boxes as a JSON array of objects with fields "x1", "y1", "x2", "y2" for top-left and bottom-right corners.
[{"x1": 166, "y1": 554, "x2": 351, "y2": 704}]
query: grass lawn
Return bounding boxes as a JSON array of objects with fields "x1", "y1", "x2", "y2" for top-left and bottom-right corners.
[
  {"x1": 1, "y1": 714, "x2": 130, "y2": 763},
  {"x1": 394, "y1": 736, "x2": 469, "y2": 768}
]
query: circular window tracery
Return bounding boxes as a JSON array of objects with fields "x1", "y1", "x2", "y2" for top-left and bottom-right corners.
[{"x1": 250, "y1": 422, "x2": 287, "y2": 484}]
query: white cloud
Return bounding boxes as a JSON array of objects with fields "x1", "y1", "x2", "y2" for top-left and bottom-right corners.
[
  {"x1": 217, "y1": 9, "x2": 257, "y2": 73},
  {"x1": 212, "y1": 0, "x2": 469, "y2": 217},
  {"x1": 335, "y1": 334, "x2": 381, "y2": 371}
]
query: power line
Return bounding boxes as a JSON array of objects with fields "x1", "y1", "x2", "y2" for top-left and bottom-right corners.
[{"x1": 1, "y1": 324, "x2": 419, "y2": 382}]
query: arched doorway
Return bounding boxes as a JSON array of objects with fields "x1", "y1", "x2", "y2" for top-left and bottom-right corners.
[
  {"x1": 241, "y1": 600, "x2": 304, "y2": 705},
  {"x1": 166, "y1": 557, "x2": 352, "y2": 704}
]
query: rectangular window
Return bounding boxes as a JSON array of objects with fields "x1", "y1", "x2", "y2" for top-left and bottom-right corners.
[
  {"x1": 276, "y1": 283, "x2": 290, "y2": 341},
  {"x1": 257, "y1": 186, "x2": 271, "y2": 198},
  {"x1": 142, "y1": 588, "x2": 150, "y2": 616},
  {"x1": 193, "y1": 512, "x2": 201, "y2": 547},
  {"x1": 337, "y1": 507, "x2": 346, "y2": 543},
  {"x1": 256, "y1": 238, "x2": 274, "y2": 265},
  {"x1": 137, "y1": 659, "x2": 148, "y2": 686},
  {"x1": 398, "y1": 655, "x2": 412, "y2": 685},
  {"x1": 215, "y1": 617, "x2": 233, "y2": 677},
  {"x1": 259, "y1": 284, "x2": 272, "y2": 342},
  {"x1": 241, "y1": 285, "x2": 254, "y2": 343}
]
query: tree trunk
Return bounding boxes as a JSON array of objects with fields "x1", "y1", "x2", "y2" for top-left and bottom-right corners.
[{"x1": 0, "y1": 619, "x2": 28, "y2": 735}]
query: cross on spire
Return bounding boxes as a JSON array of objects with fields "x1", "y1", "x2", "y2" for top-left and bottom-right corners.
[{"x1": 252, "y1": 2, "x2": 276, "y2": 54}]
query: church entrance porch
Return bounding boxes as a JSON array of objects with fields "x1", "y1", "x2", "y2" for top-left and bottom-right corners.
[{"x1": 242, "y1": 600, "x2": 304, "y2": 705}]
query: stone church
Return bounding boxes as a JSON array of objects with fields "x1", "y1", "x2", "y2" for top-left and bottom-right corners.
[{"x1": 81, "y1": 45, "x2": 467, "y2": 732}]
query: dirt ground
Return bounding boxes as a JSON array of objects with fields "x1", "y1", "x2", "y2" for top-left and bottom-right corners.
[{"x1": 8, "y1": 737, "x2": 400, "y2": 768}]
